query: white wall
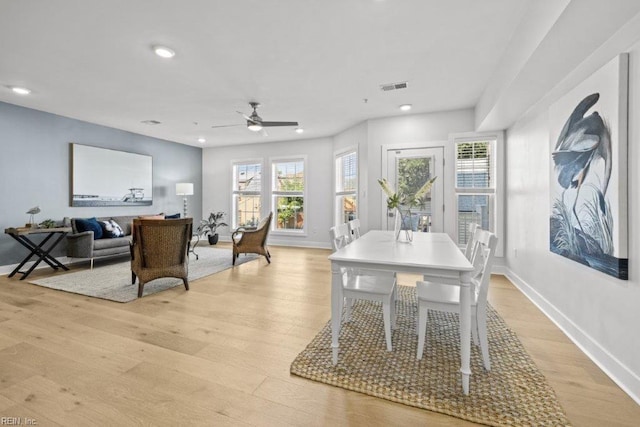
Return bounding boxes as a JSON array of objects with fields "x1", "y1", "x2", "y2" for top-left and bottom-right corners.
[
  {"x1": 333, "y1": 121, "x2": 369, "y2": 230},
  {"x1": 504, "y1": 42, "x2": 640, "y2": 401},
  {"x1": 366, "y1": 109, "x2": 475, "y2": 236},
  {"x1": 205, "y1": 110, "x2": 476, "y2": 251},
  {"x1": 202, "y1": 137, "x2": 334, "y2": 248}
]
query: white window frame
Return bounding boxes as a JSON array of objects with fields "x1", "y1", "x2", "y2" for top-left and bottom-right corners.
[
  {"x1": 270, "y1": 155, "x2": 307, "y2": 236},
  {"x1": 334, "y1": 147, "x2": 358, "y2": 226},
  {"x1": 231, "y1": 159, "x2": 264, "y2": 230},
  {"x1": 451, "y1": 131, "x2": 504, "y2": 257}
]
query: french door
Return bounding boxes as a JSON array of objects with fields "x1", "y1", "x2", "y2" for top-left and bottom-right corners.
[{"x1": 384, "y1": 147, "x2": 444, "y2": 232}]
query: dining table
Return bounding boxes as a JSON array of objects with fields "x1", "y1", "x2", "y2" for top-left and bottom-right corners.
[{"x1": 328, "y1": 230, "x2": 475, "y2": 394}]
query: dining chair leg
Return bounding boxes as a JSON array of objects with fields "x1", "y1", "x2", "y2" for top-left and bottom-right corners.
[
  {"x1": 477, "y1": 310, "x2": 491, "y2": 371},
  {"x1": 382, "y1": 298, "x2": 393, "y2": 351},
  {"x1": 344, "y1": 297, "x2": 353, "y2": 322},
  {"x1": 471, "y1": 315, "x2": 480, "y2": 346},
  {"x1": 417, "y1": 304, "x2": 428, "y2": 360},
  {"x1": 391, "y1": 285, "x2": 397, "y2": 329}
]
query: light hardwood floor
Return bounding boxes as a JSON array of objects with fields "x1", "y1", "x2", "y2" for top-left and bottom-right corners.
[{"x1": 0, "y1": 244, "x2": 638, "y2": 426}]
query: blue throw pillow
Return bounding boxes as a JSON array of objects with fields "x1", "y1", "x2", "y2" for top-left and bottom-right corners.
[
  {"x1": 165, "y1": 213, "x2": 181, "y2": 219},
  {"x1": 75, "y1": 217, "x2": 103, "y2": 240}
]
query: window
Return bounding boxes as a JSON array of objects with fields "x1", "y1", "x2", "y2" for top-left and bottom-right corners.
[
  {"x1": 272, "y1": 158, "x2": 305, "y2": 233},
  {"x1": 335, "y1": 150, "x2": 357, "y2": 225},
  {"x1": 232, "y1": 161, "x2": 262, "y2": 229},
  {"x1": 455, "y1": 140, "x2": 495, "y2": 245}
]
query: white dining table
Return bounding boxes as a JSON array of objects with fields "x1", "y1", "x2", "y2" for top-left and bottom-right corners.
[{"x1": 328, "y1": 230, "x2": 475, "y2": 394}]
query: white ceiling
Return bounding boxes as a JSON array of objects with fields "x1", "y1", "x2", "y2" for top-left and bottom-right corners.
[{"x1": 1, "y1": 0, "x2": 532, "y2": 147}]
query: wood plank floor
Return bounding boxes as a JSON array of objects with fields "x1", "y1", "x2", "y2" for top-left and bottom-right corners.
[{"x1": 0, "y1": 243, "x2": 638, "y2": 426}]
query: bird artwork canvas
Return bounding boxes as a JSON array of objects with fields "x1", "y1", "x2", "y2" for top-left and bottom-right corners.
[{"x1": 549, "y1": 53, "x2": 629, "y2": 280}]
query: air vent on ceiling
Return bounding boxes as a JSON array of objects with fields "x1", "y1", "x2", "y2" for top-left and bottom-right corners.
[
  {"x1": 380, "y1": 81, "x2": 408, "y2": 92},
  {"x1": 141, "y1": 120, "x2": 161, "y2": 125}
]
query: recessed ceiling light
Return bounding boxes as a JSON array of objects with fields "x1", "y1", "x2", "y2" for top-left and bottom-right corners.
[
  {"x1": 153, "y1": 45, "x2": 175, "y2": 59},
  {"x1": 197, "y1": 137, "x2": 206, "y2": 143},
  {"x1": 295, "y1": 128, "x2": 304, "y2": 134},
  {"x1": 10, "y1": 86, "x2": 31, "y2": 95},
  {"x1": 399, "y1": 104, "x2": 412, "y2": 111}
]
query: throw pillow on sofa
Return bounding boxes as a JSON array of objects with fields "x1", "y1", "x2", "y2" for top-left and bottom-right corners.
[
  {"x1": 165, "y1": 213, "x2": 181, "y2": 219},
  {"x1": 139, "y1": 215, "x2": 165, "y2": 220},
  {"x1": 75, "y1": 217, "x2": 103, "y2": 240},
  {"x1": 100, "y1": 219, "x2": 125, "y2": 238}
]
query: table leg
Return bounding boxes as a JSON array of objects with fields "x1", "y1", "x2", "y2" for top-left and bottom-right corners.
[
  {"x1": 331, "y1": 262, "x2": 343, "y2": 365},
  {"x1": 18, "y1": 233, "x2": 69, "y2": 280},
  {"x1": 459, "y1": 270, "x2": 472, "y2": 395},
  {"x1": 7, "y1": 233, "x2": 56, "y2": 277},
  {"x1": 7, "y1": 232, "x2": 69, "y2": 280}
]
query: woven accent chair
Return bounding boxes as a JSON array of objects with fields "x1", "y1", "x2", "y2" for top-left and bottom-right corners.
[
  {"x1": 130, "y1": 218, "x2": 192, "y2": 298},
  {"x1": 231, "y1": 212, "x2": 273, "y2": 265}
]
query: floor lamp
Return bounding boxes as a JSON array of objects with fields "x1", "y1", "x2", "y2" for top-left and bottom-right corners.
[{"x1": 176, "y1": 183, "x2": 194, "y2": 218}]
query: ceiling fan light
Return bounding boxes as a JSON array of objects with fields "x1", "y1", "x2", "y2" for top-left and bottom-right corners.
[
  {"x1": 153, "y1": 45, "x2": 175, "y2": 58},
  {"x1": 295, "y1": 128, "x2": 304, "y2": 134},
  {"x1": 247, "y1": 123, "x2": 262, "y2": 132}
]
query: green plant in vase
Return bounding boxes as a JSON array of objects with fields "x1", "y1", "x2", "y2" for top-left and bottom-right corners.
[
  {"x1": 378, "y1": 176, "x2": 437, "y2": 241},
  {"x1": 39, "y1": 219, "x2": 56, "y2": 229}
]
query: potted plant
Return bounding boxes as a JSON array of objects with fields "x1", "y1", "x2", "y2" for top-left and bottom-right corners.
[{"x1": 198, "y1": 211, "x2": 228, "y2": 245}]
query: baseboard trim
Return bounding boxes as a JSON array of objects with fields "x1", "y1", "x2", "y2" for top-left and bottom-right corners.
[{"x1": 502, "y1": 265, "x2": 640, "y2": 405}]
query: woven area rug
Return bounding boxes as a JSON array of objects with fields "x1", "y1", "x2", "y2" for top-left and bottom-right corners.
[
  {"x1": 291, "y1": 285, "x2": 571, "y2": 426},
  {"x1": 29, "y1": 247, "x2": 258, "y2": 303}
]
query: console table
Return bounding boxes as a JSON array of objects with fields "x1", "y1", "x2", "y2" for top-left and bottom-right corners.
[{"x1": 4, "y1": 226, "x2": 72, "y2": 280}]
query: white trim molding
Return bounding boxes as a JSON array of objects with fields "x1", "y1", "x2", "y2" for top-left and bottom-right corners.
[{"x1": 502, "y1": 265, "x2": 640, "y2": 405}]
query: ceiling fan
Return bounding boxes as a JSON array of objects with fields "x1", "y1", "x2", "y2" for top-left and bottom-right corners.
[{"x1": 211, "y1": 102, "x2": 298, "y2": 133}]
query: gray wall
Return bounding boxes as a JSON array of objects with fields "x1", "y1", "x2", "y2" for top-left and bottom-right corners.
[{"x1": 0, "y1": 101, "x2": 202, "y2": 267}]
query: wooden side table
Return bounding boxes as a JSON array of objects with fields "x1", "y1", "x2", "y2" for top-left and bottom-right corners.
[{"x1": 4, "y1": 226, "x2": 72, "y2": 280}]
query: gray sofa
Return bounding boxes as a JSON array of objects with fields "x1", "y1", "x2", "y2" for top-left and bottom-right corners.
[{"x1": 65, "y1": 215, "x2": 137, "y2": 267}]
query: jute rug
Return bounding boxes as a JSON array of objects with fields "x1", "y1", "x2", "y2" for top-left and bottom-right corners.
[
  {"x1": 290, "y1": 285, "x2": 571, "y2": 426},
  {"x1": 29, "y1": 247, "x2": 258, "y2": 303}
]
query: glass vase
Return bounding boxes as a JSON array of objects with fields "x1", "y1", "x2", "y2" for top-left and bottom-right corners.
[{"x1": 394, "y1": 207, "x2": 414, "y2": 242}]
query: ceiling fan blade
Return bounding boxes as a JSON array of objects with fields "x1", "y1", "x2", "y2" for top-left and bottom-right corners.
[
  {"x1": 211, "y1": 123, "x2": 243, "y2": 128},
  {"x1": 260, "y1": 121, "x2": 299, "y2": 127},
  {"x1": 236, "y1": 111, "x2": 257, "y2": 123}
]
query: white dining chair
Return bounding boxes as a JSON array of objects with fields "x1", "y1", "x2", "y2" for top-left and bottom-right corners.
[
  {"x1": 421, "y1": 223, "x2": 480, "y2": 284},
  {"x1": 329, "y1": 224, "x2": 397, "y2": 351},
  {"x1": 347, "y1": 218, "x2": 361, "y2": 241},
  {"x1": 415, "y1": 229, "x2": 498, "y2": 370},
  {"x1": 464, "y1": 223, "x2": 480, "y2": 260}
]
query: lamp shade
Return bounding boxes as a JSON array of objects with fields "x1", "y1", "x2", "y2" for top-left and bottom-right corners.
[{"x1": 176, "y1": 183, "x2": 194, "y2": 196}]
